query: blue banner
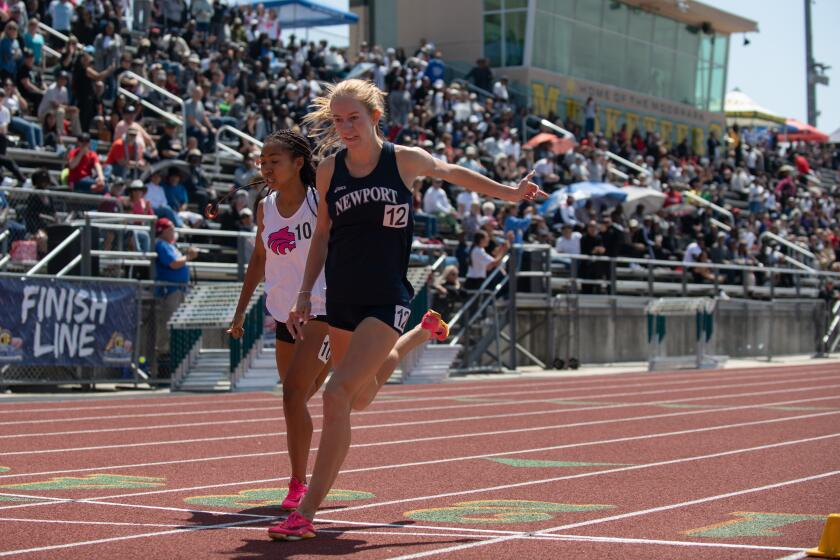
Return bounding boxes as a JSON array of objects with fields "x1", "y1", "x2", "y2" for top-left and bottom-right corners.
[{"x1": 0, "y1": 279, "x2": 138, "y2": 366}]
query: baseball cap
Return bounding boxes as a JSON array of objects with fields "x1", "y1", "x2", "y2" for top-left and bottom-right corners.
[{"x1": 155, "y1": 217, "x2": 174, "y2": 234}]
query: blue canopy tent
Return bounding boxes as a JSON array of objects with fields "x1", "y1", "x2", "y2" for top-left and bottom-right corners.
[
  {"x1": 539, "y1": 182, "x2": 628, "y2": 216},
  {"x1": 232, "y1": 0, "x2": 358, "y2": 27}
]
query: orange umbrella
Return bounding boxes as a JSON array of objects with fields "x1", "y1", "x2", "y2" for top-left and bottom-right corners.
[
  {"x1": 778, "y1": 118, "x2": 829, "y2": 143},
  {"x1": 525, "y1": 132, "x2": 576, "y2": 154}
]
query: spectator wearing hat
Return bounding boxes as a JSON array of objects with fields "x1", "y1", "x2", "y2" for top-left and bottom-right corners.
[
  {"x1": 67, "y1": 133, "x2": 106, "y2": 193},
  {"x1": 154, "y1": 216, "x2": 198, "y2": 362},
  {"x1": 106, "y1": 127, "x2": 148, "y2": 180},
  {"x1": 156, "y1": 121, "x2": 183, "y2": 160},
  {"x1": 457, "y1": 145, "x2": 487, "y2": 176},
  {"x1": 114, "y1": 105, "x2": 159, "y2": 161},
  {"x1": 126, "y1": 180, "x2": 153, "y2": 253}
]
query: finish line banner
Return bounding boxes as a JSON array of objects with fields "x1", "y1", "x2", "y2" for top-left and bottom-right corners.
[{"x1": 0, "y1": 279, "x2": 138, "y2": 366}]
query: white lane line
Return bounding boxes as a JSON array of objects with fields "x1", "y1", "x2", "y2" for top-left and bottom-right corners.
[
  {"x1": 6, "y1": 368, "x2": 836, "y2": 440},
  {"x1": 37, "y1": 408, "x2": 840, "y2": 505},
  {"x1": 4, "y1": 365, "x2": 835, "y2": 427},
  {"x1": 0, "y1": 517, "x2": 182, "y2": 528},
  {"x1": 2, "y1": 392, "x2": 838, "y2": 486},
  {"x1": 772, "y1": 552, "x2": 809, "y2": 560},
  {"x1": 3, "y1": 362, "x2": 822, "y2": 415},
  {"x1": 0, "y1": 515, "x2": 274, "y2": 557},
  {"x1": 2, "y1": 434, "x2": 833, "y2": 557},
  {"x1": 1, "y1": 404, "x2": 835, "y2": 514},
  {"x1": 313, "y1": 432, "x2": 840, "y2": 519},
  {"x1": 4, "y1": 378, "x2": 838, "y2": 456},
  {"x1": 382, "y1": 470, "x2": 840, "y2": 560}
]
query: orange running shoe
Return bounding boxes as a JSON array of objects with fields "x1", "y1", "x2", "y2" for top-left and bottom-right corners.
[{"x1": 421, "y1": 310, "x2": 449, "y2": 341}]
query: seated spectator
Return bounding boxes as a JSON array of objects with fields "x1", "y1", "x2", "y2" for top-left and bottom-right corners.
[
  {"x1": 0, "y1": 22, "x2": 22, "y2": 81},
  {"x1": 163, "y1": 168, "x2": 204, "y2": 228},
  {"x1": 113, "y1": 105, "x2": 158, "y2": 161},
  {"x1": 217, "y1": 188, "x2": 250, "y2": 245},
  {"x1": 16, "y1": 49, "x2": 44, "y2": 110},
  {"x1": 422, "y1": 178, "x2": 458, "y2": 233},
  {"x1": 580, "y1": 220, "x2": 607, "y2": 293},
  {"x1": 23, "y1": 169, "x2": 57, "y2": 251},
  {"x1": 106, "y1": 128, "x2": 148, "y2": 180},
  {"x1": 144, "y1": 170, "x2": 182, "y2": 227},
  {"x1": 67, "y1": 133, "x2": 106, "y2": 193},
  {"x1": 457, "y1": 146, "x2": 487, "y2": 176},
  {"x1": 234, "y1": 152, "x2": 260, "y2": 188},
  {"x1": 4, "y1": 79, "x2": 42, "y2": 149},
  {"x1": 0, "y1": 188, "x2": 26, "y2": 242},
  {"x1": 554, "y1": 223, "x2": 582, "y2": 268},
  {"x1": 184, "y1": 148, "x2": 213, "y2": 208},
  {"x1": 38, "y1": 70, "x2": 80, "y2": 136},
  {"x1": 432, "y1": 264, "x2": 466, "y2": 321},
  {"x1": 156, "y1": 121, "x2": 184, "y2": 160},
  {"x1": 126, "y1": 180, "x2": 153, "y2": 253},
  {"x1": 0, "y1": 90, "x2": 25, "y2": 184}
]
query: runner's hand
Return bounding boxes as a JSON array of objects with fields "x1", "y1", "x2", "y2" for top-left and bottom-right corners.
[
  {"x1": 226, "y1": 313, "x2": 245, "y2": 339},
  {"x1": 514, "y1": 170, "x2": 548, "y2": 202},
  {"x1": 287, "y1": 292, "x2": 312, "y2": 340}
]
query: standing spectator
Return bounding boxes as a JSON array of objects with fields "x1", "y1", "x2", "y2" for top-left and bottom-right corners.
[
  {"x1": 93, "y1": 21, "x2": 123, "y2": 99},
  {"x1": 465, "y1": 58, "x2": 493, "y2": 92},
  {"x1": 584, "y1": 97, "x2": 596, "y2": 135},
  {"x1": 387, "y1": 77, "x2": 411, "y2": 129},
  {"x1": 47, "y1": 0, "x2": 74, "y2": 47},
  {"x1": 67, "y1": 133, "x2": 106, "y2": 193},
  {"x1": 72, "y1": 6, "x2": 98, "y2": 46},
  {"x1": 184, "y1": 86, "x2": 215, "y2": 152},
  {"x1": 191, "y1": 0, "x2": 214, "y2": 39},
  {"x1": 153, "y1": 217, "x2": 198, "y2": 365},
  {"x1": 465, "y1": 230, "x2": 509, "y2": 290},
  {"x1": 161, "y1": 0, "x2": 185, "y2": 31},
  {"x1": 73, "y1": 46, "x2": 115, "y2": 132},
  {"x1": 492, "y1": 76, "x2": 510, "y2": 104},
  {"x1": 22, "y1": 17, "x2": 44, "y2": 65}
]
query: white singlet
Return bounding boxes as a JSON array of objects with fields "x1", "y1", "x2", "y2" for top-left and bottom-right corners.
[{"x1": 261, "y1": 188, "x2": 327, "y2": 323}]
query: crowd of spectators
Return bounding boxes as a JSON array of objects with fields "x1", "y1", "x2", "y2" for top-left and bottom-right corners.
[{"x1": 0, "y1": 0, "x2": 838, "y2": 306}]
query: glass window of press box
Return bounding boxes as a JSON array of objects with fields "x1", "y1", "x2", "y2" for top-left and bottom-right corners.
[{"x1": 484, "y1": 0, "x2": 729, "y2": 112}]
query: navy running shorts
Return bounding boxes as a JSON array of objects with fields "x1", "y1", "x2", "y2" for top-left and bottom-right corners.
[{"x1": 326, "y1": 301, "x2": 412, "y2": 335}]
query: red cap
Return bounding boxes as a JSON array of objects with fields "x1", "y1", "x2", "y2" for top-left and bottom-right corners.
[{"x1": 155, "y1": 217, "x2": 174, "y2": 235}]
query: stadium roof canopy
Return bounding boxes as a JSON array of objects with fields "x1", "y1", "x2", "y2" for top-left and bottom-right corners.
[
  {"x1": 620, "y1": 0, "x2": 758, "y2": 35},
  {"x1": 234, "y1": 0, "x2": 359, "y2": 27}
]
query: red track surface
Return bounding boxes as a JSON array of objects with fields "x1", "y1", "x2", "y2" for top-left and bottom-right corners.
[{"x1": 1, "y1": 363, "x2": 839, "y2": 559}]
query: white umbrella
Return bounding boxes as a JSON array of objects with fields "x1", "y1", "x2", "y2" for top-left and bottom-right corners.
[
  {"x1": 620, "y1": 186, "x2": 666, "y2": 215},
  {"x1": 724, "y1": 89, "x2": 787, "y2": 128},
  {"x1": 829, "y1": 127, "x2": 840, "y2": 144}
]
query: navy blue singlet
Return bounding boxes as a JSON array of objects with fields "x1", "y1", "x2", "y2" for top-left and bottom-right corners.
[{"x1": 325, "y1": 142, "x2": 414, "y2": 305}]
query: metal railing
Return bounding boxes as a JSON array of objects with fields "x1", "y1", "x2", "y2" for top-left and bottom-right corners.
[
  {"x1": 118, "y1": 87, "x2": 184, "y2": 128},
  {"x1": 822, "y1": 300, "x2": 840, "y2": 354},
  {"x1": 684, "y1": 191, "x2": 734, "y2": 224},
  {"x1": 535, "y1": 118, "x2": 650, "y2": 179},
  {"x1": 759, "y1": 231, "x2": 817, "y2": 267},
  {"x1": 25, "y1": 229, "x2": 80, "y2": 276},
  {"x1": 214, "y1": 125, "x2": 263, "y2": 170},
  {"x1": 36, "y1": 22, "x2": 69, "y2": 45},
  {"x1": 120, "y1": 71, "x2": 186, "y2": 144}
]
